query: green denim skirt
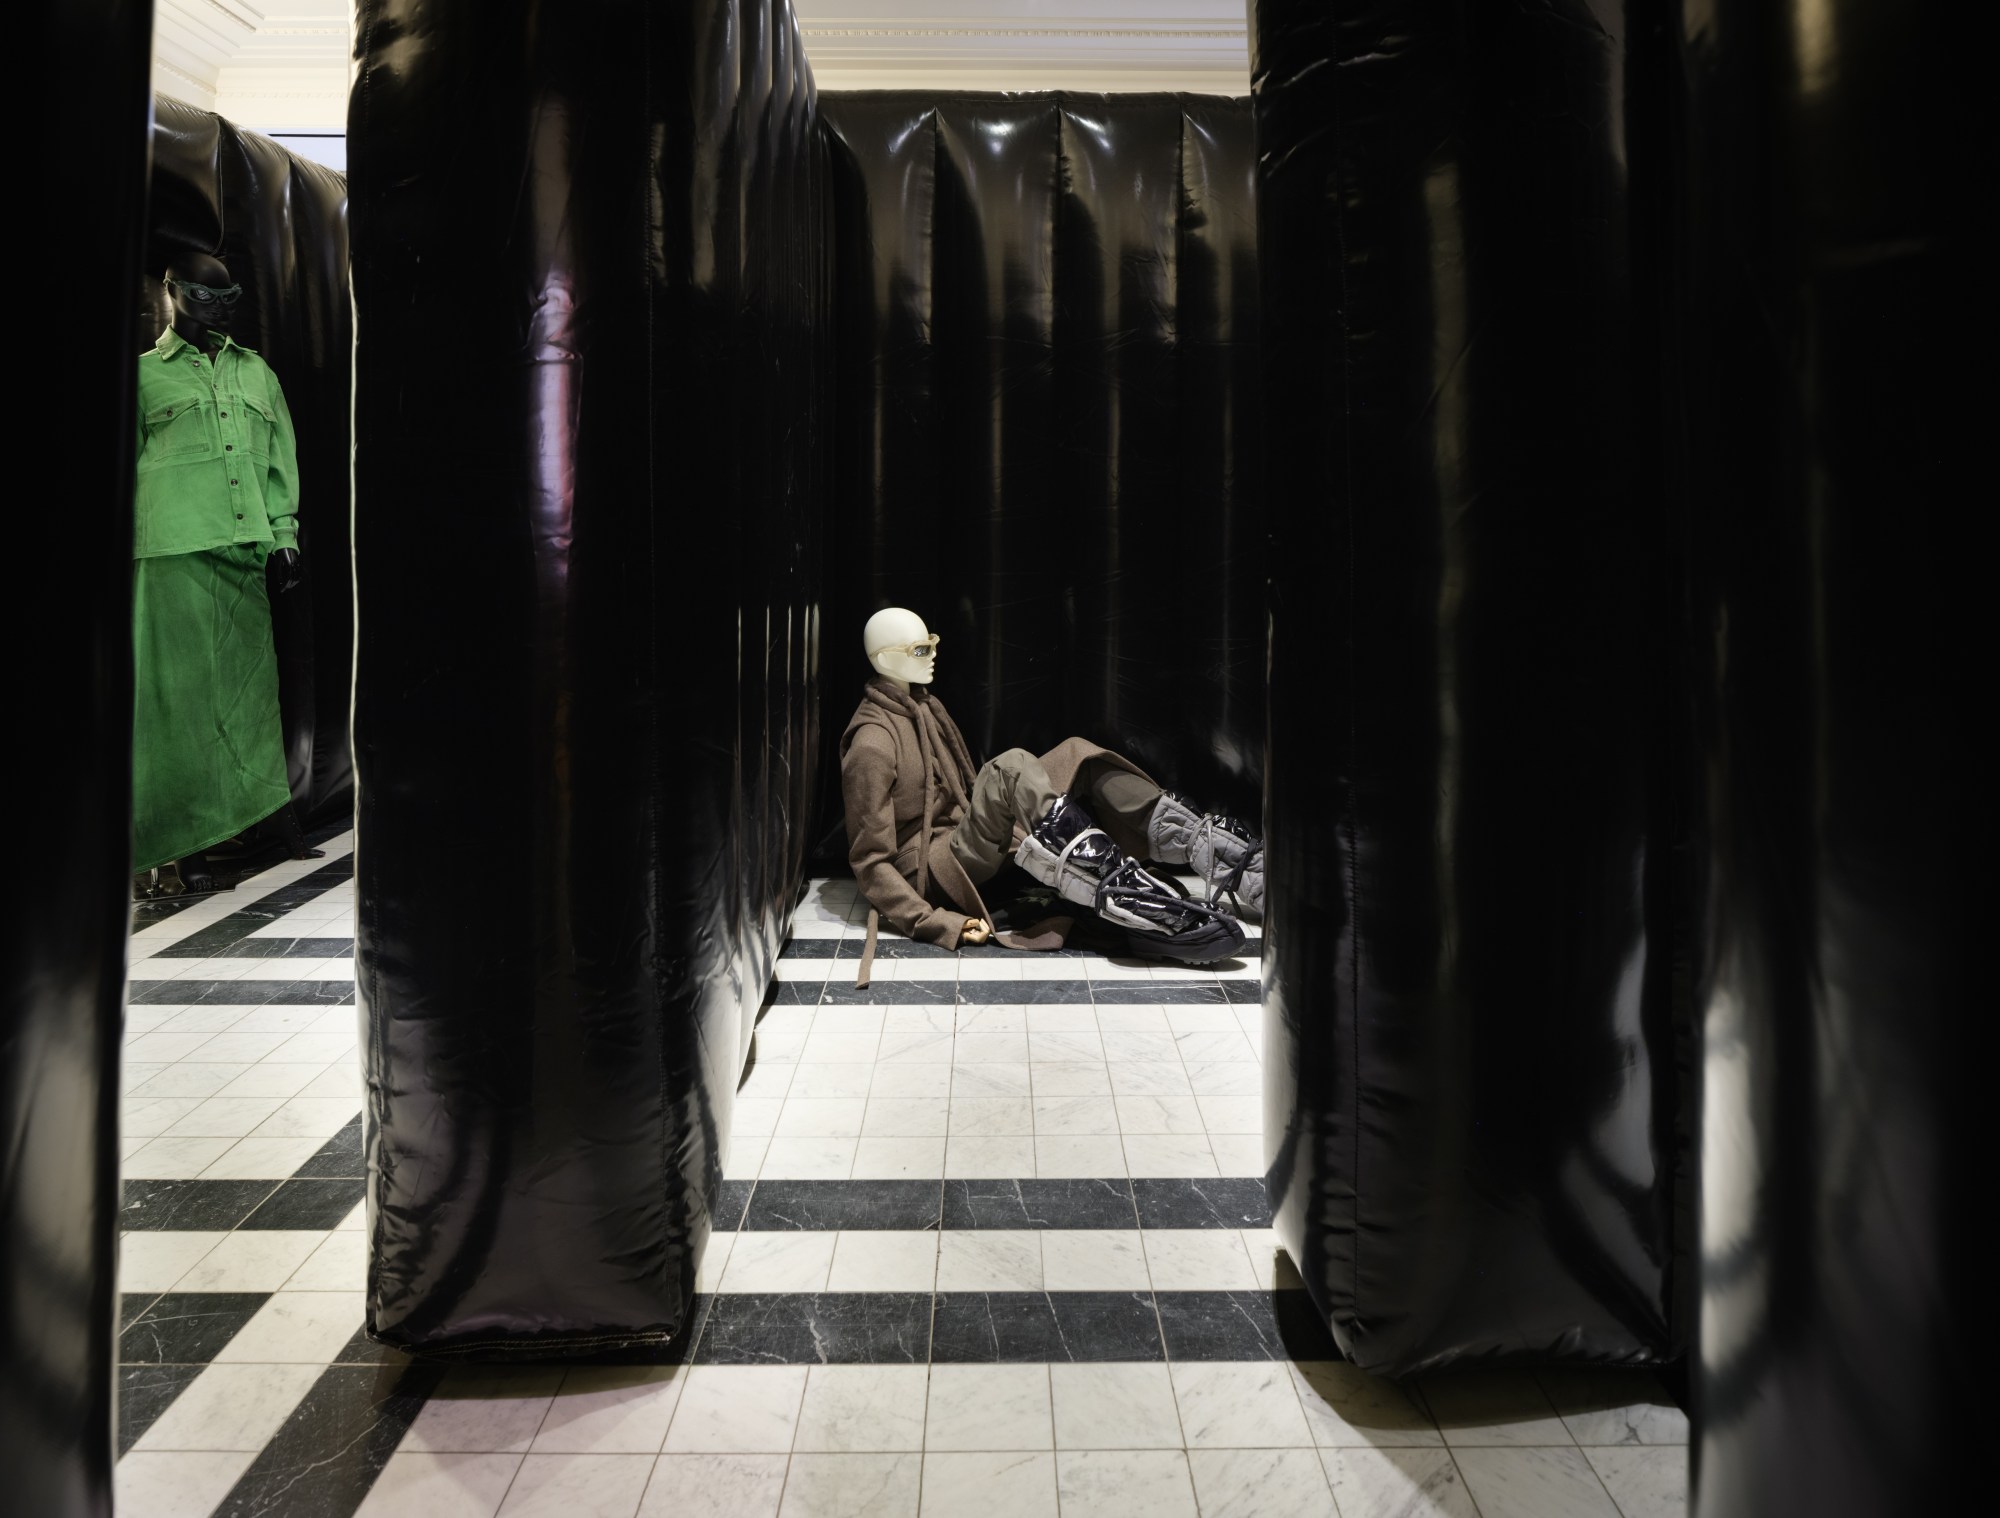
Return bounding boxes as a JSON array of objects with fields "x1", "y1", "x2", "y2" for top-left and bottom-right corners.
[{"x1": 132, "y1": 544, "x2": 292, "y2": 873}]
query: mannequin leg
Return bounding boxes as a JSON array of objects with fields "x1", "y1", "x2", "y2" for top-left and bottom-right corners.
[{"x1": 950, "y1": 748, "x2": 1057, "y2": 884}]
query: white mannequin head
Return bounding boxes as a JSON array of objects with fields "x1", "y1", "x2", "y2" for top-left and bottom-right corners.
[{"x1": 864, "y1": 606, "x2": 939, "y2": 688}]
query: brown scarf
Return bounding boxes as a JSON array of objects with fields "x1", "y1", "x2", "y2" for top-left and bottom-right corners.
[{"x1": 855, "y1": 677, "x2": 977, "y2": 896}]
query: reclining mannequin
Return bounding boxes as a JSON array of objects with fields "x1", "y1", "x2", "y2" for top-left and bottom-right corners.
[
  {"x1": 839, "y1": 607, "x2": 1264, "y2": 963},
  {"x1": 131, "y1": 252, "x2": 321, "y2": 896}
]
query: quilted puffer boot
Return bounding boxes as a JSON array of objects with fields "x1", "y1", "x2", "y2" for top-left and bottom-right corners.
[
  {"x1": 1146, "y1": 791, "x2": 1265, "y2": 917},
  {"x1": 1016, "y1": 795, "x2": 1246, "y2": 964}
]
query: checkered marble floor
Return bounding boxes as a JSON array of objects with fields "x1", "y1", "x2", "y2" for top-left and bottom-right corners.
[{"x1": 114, "y1": 835, "x2": 1689, "y2": 1518}]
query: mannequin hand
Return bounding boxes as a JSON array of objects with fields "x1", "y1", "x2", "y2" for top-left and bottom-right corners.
[
  {"x1": 270, "y1": 547, "x2": 303, "y2": 593},
  {"x1": 961, "y1": 918, "x2": 993, "y2": 946}
]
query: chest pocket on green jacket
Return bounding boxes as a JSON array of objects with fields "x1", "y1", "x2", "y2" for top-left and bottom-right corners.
[
  {"x1": 241, "y1": 395, "x2": 277, "y2": 459},
  {"x1": 142, "y1": 399, "x2": 212, "y2": 464}
]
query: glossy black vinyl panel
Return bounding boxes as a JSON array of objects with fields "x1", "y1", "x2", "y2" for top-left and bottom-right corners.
[
  {"x1": 817, "y1": 93, "x2": 1264, "y2": 834},
  {"x1": 350, "y1": 0, "x2": 824, "y2": 1355},
  {"x1": 1251, "y1": 0, "x2": 1689, "y2": 1374},
  {"x1": 1674, "y1": 1, "x2": 1973, "y2": 1511},
  {"x1": 5, "y1": 3, "x2": 151, "y2": 1511},
  {"x1": 141, "y1": 96, "x2": 355, "y2": 826}
]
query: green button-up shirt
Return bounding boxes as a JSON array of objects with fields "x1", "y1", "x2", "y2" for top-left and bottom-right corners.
[{"x1": 134, "y1": 328, "x2": 300, "y2": 560}]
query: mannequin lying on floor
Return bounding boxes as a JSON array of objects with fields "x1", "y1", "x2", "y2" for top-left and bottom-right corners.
[{"x1": 838, "y1": 606, "x2": 1262, "y2": 965}]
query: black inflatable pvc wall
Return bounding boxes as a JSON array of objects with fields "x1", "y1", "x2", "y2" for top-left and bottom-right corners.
[
  {"x1": 1675, "y1": 1, "x2": 1972, "y2": 1512},
  {"x1": 350, "y1": 0, "x2": 825, "y2": 1354},
  {"x1": 139, "y1": 96, "x2": 354, "y2": 828},
  {"x1": 818, "y1": 93, "x2": 1264, "y2": 831},
  {"x1": 4, "y1": 3, "x2": 151, "y2": 1510},
  {"x1": 1250, "y1": 1, "x2": 1690, "y2": 1374}
]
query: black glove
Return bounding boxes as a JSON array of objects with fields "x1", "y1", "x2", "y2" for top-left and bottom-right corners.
[{"x1": 270, "y1": 546, "x2": 303, "y2": 593}]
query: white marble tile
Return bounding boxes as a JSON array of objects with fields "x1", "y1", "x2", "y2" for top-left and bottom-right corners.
[
  {"x1": 1031, "y1": 1095, "x2": 1120, "y2": 1135},
  {"x1": 1536, "y1": 1370, "x2": 1690, "y2": 1446},
  {"x1": 1050, "y1": 1363, "x2": 1184, "y2": 1450},
  {"x1": 357, "y1": 1451, "x2": 523, "y2": 1518},
  {"x1": 825, "y1": 1230, "x2": 937, "y2": 1293},
  {"x1": 949, "y1": 1061, "x2": 1034, "y2": 1098},
  {"x1": 1583, "y1": 1446, "x2": 1687, "y2": 1518},
  {"x1": 774, "y1": 1098, "x2": 869, "y2": 1137},
  {"x1": 955, "y1": 1030, "x2": 1030, "y2": 1063},
  {"x1": 955, "y1": 1004, "x2": 1027, "y2": 1031},
  {"x1": 249, "y1": 1096, "x2": 363, "y2": 1140},
  {"x1": 122, "y1": 1134, "x2": 238, "y2": 1179},
  {"x1": 121, "y1": 1062, "x2": 170, "y2": 1094},
  {"x1": 849, "y1": 1136, "x2": 946, "y2": 1179},
  {"x1": 126, "y1": 1030, "x2": 231, "y2": 1063},
  {"x1": 176, "y1": 1229, "x2": 327, "y2": 1292},
  {"x1": 1054, "y1": 1449, "x2": 1198, "y2": 1518},
  {"x1": 1183, "y1": 1061, "x2": 1260, "y2": 1096},
  {"x1": 199, "y1": 1134, "x2": 327, "y2": 1179},
  {"x1": 868, "y1": 1064, "x2": 953, "y2": 1099},
  {"x1": 950, "y1": 1096, "x2": 1036, "y2": 1136},
  {"x1": 1100, "y1": 1031, "x2": 1180, "y2": 1063},
  {"x1": 717, "y1": 1231, "x2": 837, "y2": 1293},
  {"x1": 496, "y1": 1453, "x2": 657, "y2": 1518},
  {"x1": 132, "y1": 1361, "x2": 321, "y2": 1450},
  {"x1": 1208, "y1": 1133, "x2": 1265, "y2": 1176},
  {"x1": 1029, "y1": 1029, "x2": 1106, "y2": 1063},
  {"x1": 1106, "y1": 1062, "x2": 1193, "y2": 1098},
  {"x1": 128, "y1": 1062, "x2": 255, "y2": 1099},
  {"x1": 1113, "y1": 1095, "x2": 1204, "y2": 1134},
  {"x1": 876, "y1": 1029, "x2": 954, "y2": 1063},
  {"x1": 788, "y1": 1065, "x2": 875, "y2": 1099},
  {"x1": 1187, "y1": 1447, "x2": 1337, "y2": 1518},
  {"x1": 401, "y1": 1367, "x2": 566, "y2": 1453},
  {"x1": 213, "y1": 1290, "x2": 364, "y2": 1363},
  {"x1": 1239, "y1": 1230, "x2": 1304, "y2": 1291},
  {"x1": 920, "y1": 1451, "x2": 1059, "y2": 1518},
  {"x1": 189, "y1": 1030, "x2": 295, "y2": 1063},
  {"x1": 1023, "y1": 1005, "x2": 1097, "y2": 1028},
  {"x1": 334, "y1": 1200, "x2": 367, "y2": 1231},
  {"x1": 154, "y1": 1005, "x2": 259, "y2": 1033},
  {"x1": 636, "y1": 1453, "x2": 787, "y2": 1518},
  {"x1": 759, "y1": 1137, "x2": 856, "y2": 1179},
  {"x1": 1194, "y1": 1095, "x2": 1262, "y2": 1134},
  {"x1": 943, "y1": 1136, "x2": 1036, "y2": 1178},
  {"x1": 160, "y1": 1096, "x2": 287, "y2": 1137},
  {"x1": 263, "y1": 1032, "x2": 357, "y2": 1065},
  {"x1": 663, "y1": 1365, "x2": 808, "y2": 1453},
  {"x1": 860, "y1": 1097, "x2": 949, "y2": 1136},
  {"x1": 724, "y1": 1135, "x2": 769, "y2": 1180},
  {"x1": 780, "y1": 1452, "x2": 922, "y2": 1518},
  {"x1": 1140, "y1": 1229, "x2": 1258, "y2": 1291},
  {"x1": 792, "y1": 1365, "x2": 929, "y2": 1452},
  {"x1": 1320, "y1": 1447, "x2": 1479, "y2": 1518},
  {"x1": 732, "y1": 1097, "x2": 784, "y2": 1136},
  {"x1": 1452, "y1": 1446, "x2": 1623, "y2": 1518},
  {"x1": 113, "y1": 1451, "x2": 258, "y2": 1518},
  {"x1": 738, "y1": 1063, "x2": 795, "y2": 1101},
  {"x1": 530, "y1": 1366, "x2": 685, "y2": 1454},
  {"x1": 1094, "y1": 1006, "x2": 1169, "y2": 1033},
  {"x1": 214, "y1": 1062, "x2": 332, "y2": 1099},
  {"x1": 1029, "y1": 1062, "x2": 1113, "y2": 1097},
  {"x1": 1286, "y1": 1363, "x2": 1442, "y2": 1447},
  {"x1": 1035, "y1": 1134, "x2": 1128, "y2": 1178},
  {"x1": 1419, "y1": 1371, "x2": 1573, "y2": 1447},
  {"x1": 226, "y1": 1006, "x2": 330, "y2": 1034},
  {"x1": 282, "y1": 1229, "x2": 366, "y2": 1290},
  {"x1": 118, "y1": 1230, "x2": 228, "y2": 1293},
  {"x1": 1173, "y1": 1029, "x2": 1257, "y2": 1064},
  {"x1": 1040, "y1": 1229, "x2": 1150, "y2": 1291},
  {"x1": 936, "y1": 1230, "x2": 1043, "y2": 1292},
  {"x1": 1170, "y1": 1361, "x2": 1313, "y2": 1448},
  {"x1": 924, "y1": 1364, "x2": 1054, "y2": 1451},
  {"x1": 755, "y1": 1030, "x2": 809, "y2": 1065},
  {"x1": 881, "y1": 1006, "x2": 956, "y2": 1034}
]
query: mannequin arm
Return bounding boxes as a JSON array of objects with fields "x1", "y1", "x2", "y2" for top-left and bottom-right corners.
[{"x1": 841, "y1": 727, "x2": 970, "y2": 948}]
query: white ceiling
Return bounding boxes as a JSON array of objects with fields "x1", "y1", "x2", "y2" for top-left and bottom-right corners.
[{"x1": 152, "y1": 1, "x2": 1251, "y2": 133}]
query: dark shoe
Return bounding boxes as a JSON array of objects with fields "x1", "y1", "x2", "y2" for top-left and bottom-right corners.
[
  {"x1": 175, "y1": 855, "x2": 236, "y2": 895},
  {"x1": 1147, "y1": 791, "x2": 1264, "y2": 916}
]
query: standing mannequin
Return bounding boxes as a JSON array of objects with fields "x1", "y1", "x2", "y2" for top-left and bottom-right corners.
[
  {"x1": 839, "y1": 607, "x2": 1262, "y2": 962},
  {"x1": 132, "y1": 253, "x2": 318, "y2": 894}
]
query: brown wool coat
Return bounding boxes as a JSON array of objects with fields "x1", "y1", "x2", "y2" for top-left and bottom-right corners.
[{"x1": 839, "y1": 677, "x2": 1153, "y2": 949}]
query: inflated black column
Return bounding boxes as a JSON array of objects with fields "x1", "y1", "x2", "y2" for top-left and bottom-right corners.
[
  {"x1": 1677, "y1": 1, "x2": 1971, "y2": 1511},
  {"x1": 351, "y1": 0, "x2": 825, "y2": 1353},
  {"x1": 1251, "y1": 0, "x2": 1689, "y2": 1373},
  {"x1": 4, "y1": 2, "x2": 151, "y2": 1509}
]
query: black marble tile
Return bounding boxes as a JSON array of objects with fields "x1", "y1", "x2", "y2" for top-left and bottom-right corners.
[
  {"x1": 241, "y1": 1177, "x2": 367, "y2": 1230},
  {"x1": 763, "y1": 981, "x2": 817, "y2": 1006},
  {"x1": 122, "y1": 1178, "x2": 279, "y2": 1232},
  {"x1": 694, "y1": 1292, "x2": 932, "y2": 1365},
  {"x1": 1131, "y1": 1177, "x2": 1272, "y2": 1229},
  {"x1": 120, "y1": 1292, "x2": 270, "y2": 1364},
  {"x1": 1100, "y1": 982, "x2": 1228, "y2": 1004},
  {"x1": 778, "y1": 940, "x2": 841, "y2": 959},
  {"x1": 1000, "y1": 979, "x2": 1096, "y2": 1005},
  {"x1": 941, "y1": 1178, "x2": 1138, "y2": 1231},
  {"x1": 154, "y1": 931, "x2": 292, "y2": 960},
  {"x1": 119, "y1": 1362, "x2": 206, "y2": 1453},
  {"x1": 1155, "y1": 1289, "x2": 1339, "y2": 1361},
  {"x1": 818, "y1": 979, "x2": 955, "y2": 1005},
  {"x1": 740, "y1": 1179, "x2": 942, "y2": 1231},
  {"x1": 834, "y1": 939, "x2": 955, "y2": 960},
  {"x1": 1221, "y1": 978, "x2": 1266, "y2": 1005},
  {"x1": 331, "y1": 1325, "x2": 413, "y2": 1365},
  {"x1": 930, "y1": 1291, "x2": 1163, "y2": 1362},
  {"x1": 213, "y1": 1362, "x2": 442, "y2": 1518},
  {"x1": 291, "y1": 1116, "x2": 365, "y2": 1179},
  {"x1": 547, "y1": 1296, "x2": 712, "y2": 1364},
  {"x1": 715, "y1": 1179, "x2": 755, "y2": 1229},
  {"x1": 132, "y1": 894, "x2": 201, "y2": 930},
  {"x1": 255, "y1": 979, "x2": 356, "y2": 1005},
  {"x1": 281, "y1": 937, "x2": 355, "y2": 958}
]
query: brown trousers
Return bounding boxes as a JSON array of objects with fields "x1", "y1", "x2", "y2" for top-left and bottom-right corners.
[{"x1": 948, "y1": 747, "x2": 1162, "y2": 884}]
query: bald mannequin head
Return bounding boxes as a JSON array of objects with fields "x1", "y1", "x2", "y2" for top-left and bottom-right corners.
[{"x1": 164, "y1": 251, "x2": 239, "y2": 347}]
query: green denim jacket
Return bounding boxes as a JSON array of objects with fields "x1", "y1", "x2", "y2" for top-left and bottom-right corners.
[{"x1": 134, "y1": 329, "x2": 300, "y2": 560}]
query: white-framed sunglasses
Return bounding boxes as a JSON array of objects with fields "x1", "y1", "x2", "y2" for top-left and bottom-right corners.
[{"x1": 872, "y1": 633, "x2": 940, "y2": 660}]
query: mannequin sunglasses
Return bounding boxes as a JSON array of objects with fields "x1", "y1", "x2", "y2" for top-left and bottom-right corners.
[
  {"x1": 872, "y1": 634, "x2": 940, "y2": 660},
  {"x1": 166, "y1": 277, "x2": 244, "y2": 307}
]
